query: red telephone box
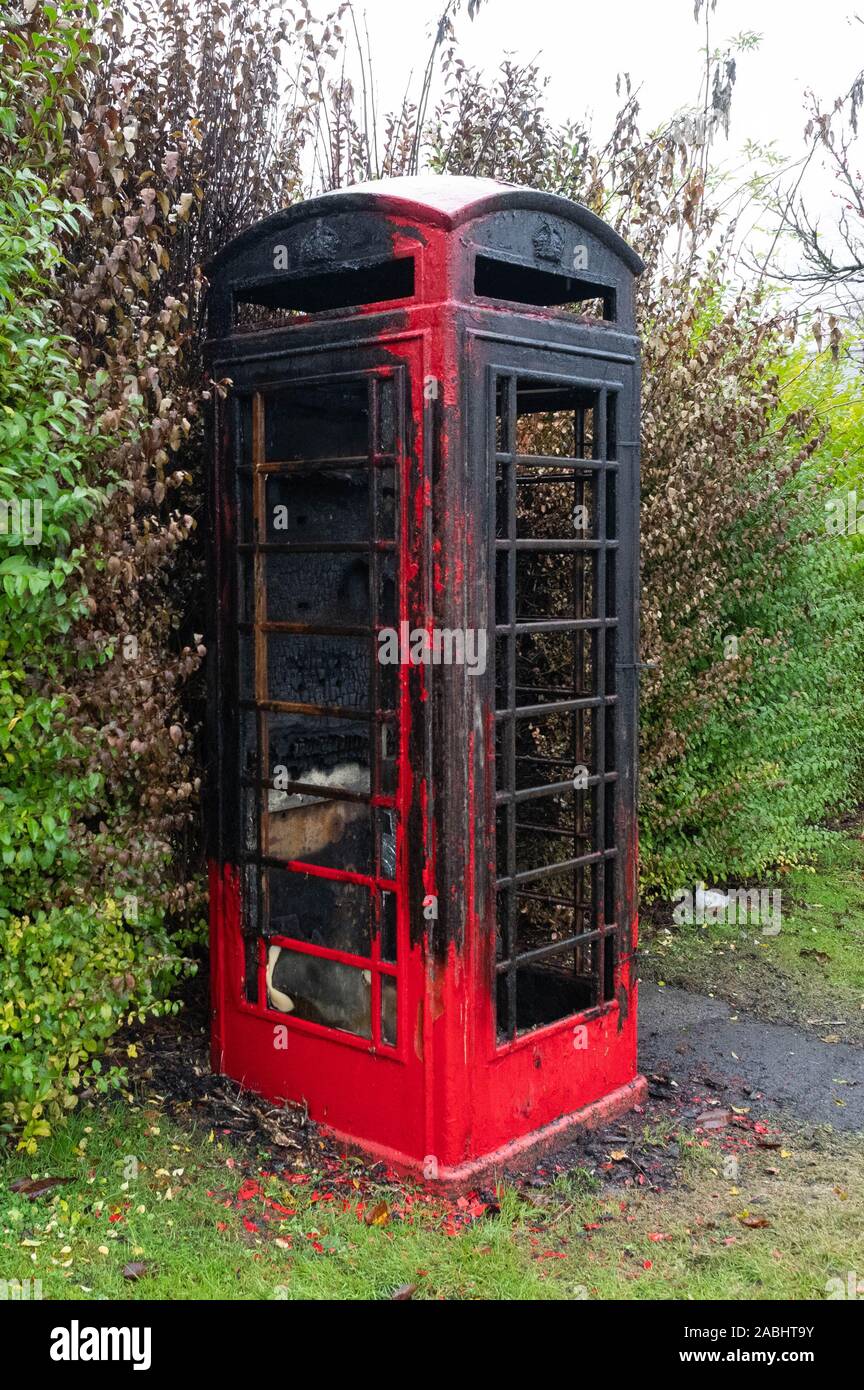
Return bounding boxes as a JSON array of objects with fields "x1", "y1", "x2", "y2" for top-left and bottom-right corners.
[{"x1": 205, "y1": 176, "x2": 646, "y2": 1183}]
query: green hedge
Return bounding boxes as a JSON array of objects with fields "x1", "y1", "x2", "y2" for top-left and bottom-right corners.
[
  {"x1": 640, "y1": 348, "x2": 864, "y2": 893},
  {"x1": 0, "y1": 4, "x2": 191, "y2": 1152}
]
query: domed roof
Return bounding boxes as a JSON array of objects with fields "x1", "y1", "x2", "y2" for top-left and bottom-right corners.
[
  {"x1": 209, "y1": 174, "x2": 643, "y2": 275},
  {"x1": 317, "y1": 174, "x2": 513, "y2": 217}
]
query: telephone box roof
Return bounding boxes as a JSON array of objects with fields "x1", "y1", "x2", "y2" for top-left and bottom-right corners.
[{"x1": 207, "y1": 174, "x2": 644, "y2": 275}]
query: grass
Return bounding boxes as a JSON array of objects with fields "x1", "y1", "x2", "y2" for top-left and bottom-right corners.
[
  {"x1": 1, "y1": 1102, "x2": 862, "y2": 1301},
  {"x1": 640, "y1": 827, "x2": 864, "y2": 1043},
  {"x1": 3, "y1": 824, "x2": 863, "y2": 1301}
]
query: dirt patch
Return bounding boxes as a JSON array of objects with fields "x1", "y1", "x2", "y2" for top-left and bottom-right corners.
[
  {"x1": 111, "y1": 965, "x2": 334, "y2": 1170},
  {"x1": 640, "y1": 981, "x2": 864, "y2": 1131},
  {"x1": 110, "y1": 964, "x2": 813, "y2": 1213},
  {"x1": 641, "y1": 940, "x2": 864, "y2": 1045},
  {"x1": 639, "y1": 869, "x2": 864, "y2": 1048}
]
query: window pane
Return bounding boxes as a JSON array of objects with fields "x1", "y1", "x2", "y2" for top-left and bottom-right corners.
[
  {"x1": 497, "y1": 955, "x2": 595, "y2": 1038},
  {"x1": 381, "y1": 975, "x2": 397, "y2": 1045},
  {"x1": 267, "y1": 870, "x2": 370, "y2": 955},
  {"x1": 495, "y1": 708, "x2": 595, "y2": 791},
  {"x1": 267, "y1": 633, "x2": 370, "y2": 708},
  {"x1": 265, "y1": 469, "x2": 370, "y2": 543},
  {"x1": 266, "y1": 943, "x2": 372, "y2": 1038},
  {"x1": 265, "y1": 551, "x2": 371, "y2": 626},
  {"x1": 266, "y1": 794, "x2": 373, "y2": 873},
  {"x1": 513, "y1": 470, "x2": 597, "y2": 540},
  {"x1": 264, "y1": 380, "x2": 369, "y2": 462},
  {"x1": 380, "y1": 890, "x2": 397, "y2": 961}
]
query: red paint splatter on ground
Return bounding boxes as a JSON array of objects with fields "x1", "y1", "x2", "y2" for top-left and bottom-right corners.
[{"x1": 199, "y1": 1077, "x2": 794, "y2": 1261}]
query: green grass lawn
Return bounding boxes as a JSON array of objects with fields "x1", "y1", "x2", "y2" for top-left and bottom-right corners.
[
  {"x1": 1, "y1": 1102, "x2": 862, "y2": 1300},
  {"x1": 3, "y1": 825, "x2": 864, "y2": 1301},
  {"x1": 640, "y1": 827, "x2": 864, "y2": 1044}
]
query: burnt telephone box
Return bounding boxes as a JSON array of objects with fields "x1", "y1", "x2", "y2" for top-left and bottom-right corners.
[{"x1": 205, "y1": 176, "x2": 646, "y2": 1183}]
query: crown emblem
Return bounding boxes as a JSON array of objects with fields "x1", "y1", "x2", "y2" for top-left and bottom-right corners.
[
  {"x1": 532, "y1": 218, "x2": 564, "y2": 264},
  {"x1": 299, "y1": 222, "x2": 339, "y2": 264}
]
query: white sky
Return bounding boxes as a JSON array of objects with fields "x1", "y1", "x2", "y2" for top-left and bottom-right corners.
[{"x1": 350, "y1": 0, "x2": 862, "y2": 224}]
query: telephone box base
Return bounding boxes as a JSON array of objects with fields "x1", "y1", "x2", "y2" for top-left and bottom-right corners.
[{"x1": 323, "y1": 1074, "x2": 648, "y2": 1192}]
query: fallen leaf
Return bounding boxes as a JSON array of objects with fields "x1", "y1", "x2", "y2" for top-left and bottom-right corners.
[
  {"x1": 738, "y1": 1215, "x2": 772, "y2": 1229},
  {"x1": 9, "y1": 1177, "x2": 73, "y2": 1199},
  {"x1": 609, "y1": 1149, "x2": 628, "y2": 1161},
  {"x1": 365, "y1": 1200, "x2": 390, "y2": 1227}
]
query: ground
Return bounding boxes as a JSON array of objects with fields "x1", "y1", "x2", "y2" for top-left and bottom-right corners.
[
  {"x1": 2, "y1": 828, "x2": 863, "y2": 1301},
  {"x1": 639, "y1": 823, "x2": 864, "y2": 1046}
]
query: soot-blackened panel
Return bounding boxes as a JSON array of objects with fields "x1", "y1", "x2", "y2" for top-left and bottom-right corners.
[
  {"x1": 265, "y1": 469, "x2": 375, "y2": 543},
  {"x1": 238, "y1": 370, "x2": 402, "y2": 1036},
  {"x1": 267, "y1": 942, "x2": 373, "y2": 1037},
  {"x1": 268, "y1": 634, "x2": 371, "y2": 710},
  {"x1": 268, "y1": 713, "x2": 371, "y2": 789},
  {"x1": 264, "y1": 381, "x2": 369, "y2": 461},
  {"x1": 265, "y1": 551, "x2": 371, "y2": 625}
]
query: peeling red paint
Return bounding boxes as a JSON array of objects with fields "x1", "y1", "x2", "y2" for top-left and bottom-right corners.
[{"x1": 205, "y1": 176, "x2": 644, "y2": 1182}]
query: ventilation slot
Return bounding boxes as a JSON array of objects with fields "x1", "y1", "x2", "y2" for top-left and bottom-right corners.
[
  {"x1": 474, "y1": 254, "x2": 615, "y2": 321},
  {"x1": 234, "y1": 256, "x2": 414, "y2": 324}
]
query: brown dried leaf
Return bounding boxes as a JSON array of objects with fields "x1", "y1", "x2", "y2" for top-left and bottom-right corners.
[{"x1": 9, "y1": 1177, "x2": 74, "y2": 1199}]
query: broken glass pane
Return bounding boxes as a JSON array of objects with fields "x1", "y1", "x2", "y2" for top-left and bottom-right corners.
[
  {"x1": 266, "y1": 943, "x2": 372, "y2": 1038},
  {"x1": 267, "y1": 870, "x2": 370, "y2": 955},
  {"x1": 265, "y1": 380, "x2": 369, "y2": 462}
]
